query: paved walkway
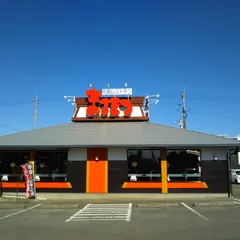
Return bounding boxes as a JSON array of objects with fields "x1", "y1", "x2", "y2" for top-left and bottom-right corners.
[
  {"x1": 1, "y1": 192, "x2": 228, "y2": 202},
  {"x1": 36, "y1": 193, "x2": 227, "y2": 200}
]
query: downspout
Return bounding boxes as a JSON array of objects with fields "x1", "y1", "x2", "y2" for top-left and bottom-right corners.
[{"x1": 227, "y1": 147, "x2": 240, "y2": 198}]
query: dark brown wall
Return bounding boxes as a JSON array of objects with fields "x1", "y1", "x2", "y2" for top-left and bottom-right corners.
[
  {"x1": 108, "y1": 161, "x2": 127, "y2": 193},
  {"x1": 201, "y1": 160, "x2": 228, "y2": 193},
  {"x1": 108, "y1": 160, "x2": 162, "y2": 193},
  {"x1": 67, "y1": 161, "x2": 86, "y2": 193},
  {"x1": 168, "y1": 160, "x2": 228, "y2": 194}
]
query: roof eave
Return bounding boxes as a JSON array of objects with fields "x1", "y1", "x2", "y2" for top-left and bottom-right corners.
[{"x1": 0, "y1": 143, "x2": 238, "y2": 149}]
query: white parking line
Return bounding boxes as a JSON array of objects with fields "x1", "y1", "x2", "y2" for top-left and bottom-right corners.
[
  {"x1": 181, "y1": 202, "x2": 209, "y2": 221},
  {"x1": 65, "y1": 203, "x2": 132, "y2": 222},
  {"x1": 126, "y1": 203, "x2": 132, "y2": 222},
  {"x1": 65, "y1": 203, "x2": 91, "y2": 222},
  {"x1": 0, "y1": 204, "x2": 41, "y2": 221},
  {"x1": 232, "y1": 197, "x2": 240, "y2": 202}
]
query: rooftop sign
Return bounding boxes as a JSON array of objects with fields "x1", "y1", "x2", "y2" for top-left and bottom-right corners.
[
  {"x1": 86, "y1": 88, "x2": 133, "y2": 118},
  {"x1": 102, "y1": 88, "x2": 132, "y2": 96}
]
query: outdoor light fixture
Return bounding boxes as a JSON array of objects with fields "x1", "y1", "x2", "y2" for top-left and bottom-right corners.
[
  {"x1": 35, "y1": 175, "x2": 40, "y2": 181},
  {"x1": 130, "y1": 175, "x2": 137, "y2": 181},
  {"x1": 1, "y1": 175, "x2": 8, "y2": 181},
  {"x1": 95, "y1": 156, "x2": 99, "y2": 161}
]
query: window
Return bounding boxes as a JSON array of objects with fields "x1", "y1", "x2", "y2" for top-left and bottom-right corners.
[
  {"x1": 127, "y1": 149, "x2": 201, "y2": 183},
  {"x1": 35, "y1": 151, "x2": 68, "y2": 182},
  {"x1": 0, "y1": 151, "x2": 29, "y2": 182},
  {"x1": 127, "y1": 149, "x2": 161, "y2": 182},
  {"x1": 167, "y1": 149, "x2": 201, "y2": 182}
]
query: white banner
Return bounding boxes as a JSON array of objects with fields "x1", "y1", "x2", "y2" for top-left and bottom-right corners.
[{"x1": 102, "y1": 88, "x2": 132, "y2": 96}]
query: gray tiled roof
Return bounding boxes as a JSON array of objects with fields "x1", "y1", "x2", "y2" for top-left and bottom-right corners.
[{"x1": 0, "y1": 122, "x2": 239, "y2": 148}]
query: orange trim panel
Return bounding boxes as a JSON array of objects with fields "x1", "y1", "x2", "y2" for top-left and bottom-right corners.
[
  {"x1": 161, "y1": 160, "x2": 168, "y2": 193},
  {"x1": 86, "y1": 160, "x2": 107, "y2": 193},
  {"x1": 122, "y1": 182, "x2": 208, "y2": 189},
  {"x1": 168, "y1": 182, "x2": 208, "y2": 189},
  {"x1": 2, "y1": 182, "x2": 72, "y2": 189}
]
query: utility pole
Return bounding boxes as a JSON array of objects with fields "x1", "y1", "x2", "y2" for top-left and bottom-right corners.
[
  {"x1": 180, "y1": 88, "x2": 187, "y2": 129},
  {"x1": 33, "y1": 94, "x2": 40, "y2": 129}
]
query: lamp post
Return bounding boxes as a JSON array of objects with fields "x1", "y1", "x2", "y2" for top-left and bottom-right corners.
[{"x1": 227, "y1": 147, "x2": 239, "y2": 198}]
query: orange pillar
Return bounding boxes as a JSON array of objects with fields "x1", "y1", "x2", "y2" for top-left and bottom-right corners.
[{"x1": 160, "y1": 148, "x2": 168, "y2": 194}]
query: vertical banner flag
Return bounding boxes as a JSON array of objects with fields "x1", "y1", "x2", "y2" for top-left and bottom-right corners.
[{"x1": 21, "y1": 163, "x2": 36, "y2": 199}]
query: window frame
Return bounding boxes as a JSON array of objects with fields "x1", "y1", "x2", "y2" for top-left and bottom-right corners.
[
  {"x1": 126, "y1": 149, "x2": 161, "y2": 181},
  {"x1": 0, "y1": 150, "x2": 30, "y2": 182},
  {"x1": 35, "y1": 150, "x2": 68, "y2": 182}
]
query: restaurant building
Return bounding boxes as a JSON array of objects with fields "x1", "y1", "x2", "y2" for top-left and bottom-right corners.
[{"x1": 0, "y1": 87, "x2": 239, "y2": 194}]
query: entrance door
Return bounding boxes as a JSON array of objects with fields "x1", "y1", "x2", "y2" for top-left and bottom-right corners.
[{"x1": 86, "y1": 148, "x2": 108, "y2": 193}]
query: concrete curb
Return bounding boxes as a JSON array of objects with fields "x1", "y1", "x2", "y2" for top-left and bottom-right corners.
[
  {"x1": 191, "y1": 201, "x2": 240, "y2": 207},
  {"x1": 137, "y1": 201, "x2": 240, "y2": 208},
  {"x1": 1, "y1": 195, "x2": 47, "y2": 201},
  {"x1": 39, "y1": 204, "x2": 83, "y2": 209},
  {"x1": 0, "y1": 198, "x2": 42, "y2": 203},
  {"x1": 137, "y1": 203, "x2": 180, "y2": 207},
  {"x1": 0, "y1": 205, "x2": 32, "y2": 209},
  {"x1": 0, "y1": 204, "x2": 86, "y2": 209}
]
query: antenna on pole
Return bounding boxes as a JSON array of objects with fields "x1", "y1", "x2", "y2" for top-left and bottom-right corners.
[
  {"x1": 33, "y1": 93, "x2": 40, "y2": 129},
  {"x1": 124, "y1": 82, "x2": 130, "y2": 99},
  {"x1": 64, "y1": 96, "x2": 76, "y2": 107},
  {"x1": 144, "y1": 94, "x2": 159, "y2": 118},
  {"x1": 180, "y1": 88, "x2": 187, "y2": 129},
  {"x1": 179, "y1": 119, "x2": 184, "y2": 129}
]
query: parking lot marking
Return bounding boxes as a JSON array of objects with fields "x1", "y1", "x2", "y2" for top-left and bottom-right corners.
[
  {"x1": 65, "y1": 203, "x2": 91, "y2": 222},
  {"x1": 181, "y1": 202, "x2": 209, "y2": 221},
  {"x1": 232, "y1": 197, "x2": 240, "y2": 202},
  {"x1": 0, "y1": 204, "x2": 41, "y2": 221},
  {"x1": 126, "y1": 203, "x2": 132, "y2": 222},
  {"x1": 65, "y1": 203, "x2": 131, "y2": 222}
]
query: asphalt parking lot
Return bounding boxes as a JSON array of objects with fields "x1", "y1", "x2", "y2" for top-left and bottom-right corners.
[
  {"x1": 233, "y1": 183, "x2": 240, "y2": 197},
  {"x1": 0, "y1": 199, "x2": 240, "y2": 240}
]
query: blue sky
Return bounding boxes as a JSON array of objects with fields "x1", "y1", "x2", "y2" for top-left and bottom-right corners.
[{"x1": 0, "y1": 0, "x2": 239, "y2": 136}]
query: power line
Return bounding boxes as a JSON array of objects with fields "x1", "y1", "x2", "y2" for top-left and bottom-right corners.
[
  {"x1": 0, "y1": 98, "x2": 73, "y2": 109},
  {"x1": 0, "y1": 101, "x2": 32, "y2": 108},
  {"x1": 33, "y1": 94, "x2": 40, "y2": 129},
  {"x1": 0, "y1": 124, "x2": 20, "y2": 132}
]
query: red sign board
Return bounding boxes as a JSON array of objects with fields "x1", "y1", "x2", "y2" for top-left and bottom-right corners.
[
  {"x1": 21, "y1": 163, "x2": 36, "y2": 199},
  {"x1": 85, "y1": 88, "x2": 133, "y2": 118}
]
